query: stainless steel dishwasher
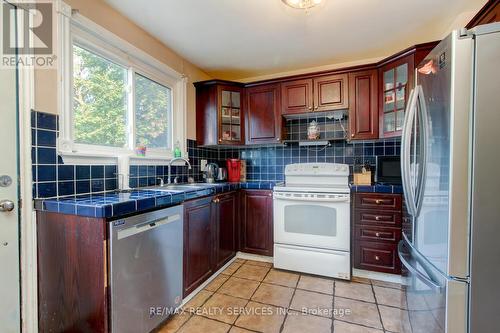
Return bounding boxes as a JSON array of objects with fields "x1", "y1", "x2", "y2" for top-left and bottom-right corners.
[{"x1": 108, "y1": 205, "x2": 183, "y2": 333}]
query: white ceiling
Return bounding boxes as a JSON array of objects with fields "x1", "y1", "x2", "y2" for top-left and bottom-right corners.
[{"x1": 104, "y1": 0, "x2": 486, "y2": 80}]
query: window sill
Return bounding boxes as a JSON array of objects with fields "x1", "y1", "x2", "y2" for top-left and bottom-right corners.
[{"x1": 59, "y1": 151, "x2": 189, "y2": 166}]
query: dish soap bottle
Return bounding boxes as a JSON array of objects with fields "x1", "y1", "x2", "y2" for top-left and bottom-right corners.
[{"x1": 174, "y1": 140, "x2": 182, "y2": 158}]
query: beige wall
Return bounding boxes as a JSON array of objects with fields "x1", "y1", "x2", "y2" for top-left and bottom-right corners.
[
  {"x1": 34, "y1": 0, "x2": 211, "y2": 139},
  {"x1": 239, "y1": 8, "x2": 480, "y2": 83}
]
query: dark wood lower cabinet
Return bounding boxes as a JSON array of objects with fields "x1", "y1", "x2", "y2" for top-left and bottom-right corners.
[
  {"x1": 183, "y1": 192, "x2": 238, "y2": 297},
  {"x1": 37, "y1": 212, "x2": 108, "y2": 333},
  {"x1": 352, "y1": 192, "x2": 403, "y2": 274},
  {"x1": 240, "y1": 190, "x2": 274, "y2": 256},
  {"x1": 215, "y1": 192, "x2": 238, "y2": 270},
  {"x1": 183, "y1": 196, "x2": 215, "y2": 297},
  {"x1": 36, "y1": 190, "x2": 265, "y2": 331},
  {"x1": 354, "y1": 241, "x2": 400, "y2": 274}
]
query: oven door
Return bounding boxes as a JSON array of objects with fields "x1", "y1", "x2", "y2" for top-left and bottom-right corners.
[{"x1": 273, "y1": 191, "x2": 350, "y2": 251}]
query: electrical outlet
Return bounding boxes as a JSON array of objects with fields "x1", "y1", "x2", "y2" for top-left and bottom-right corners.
[{"x1": 200, "y1": 159, "x2": 207, "y2": 170}]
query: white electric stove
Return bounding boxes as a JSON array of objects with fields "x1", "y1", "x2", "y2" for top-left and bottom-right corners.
[{"x1": 273, "y1": 163, "x2": 351, "y2": 280}]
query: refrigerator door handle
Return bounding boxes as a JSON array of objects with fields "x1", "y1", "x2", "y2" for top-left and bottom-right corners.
[
  {"x1": 398, "y1": 238, "x2": 444, "y2": 292},
  {"x1": 414, "y1": 85, "x2": 429, "y2": 216},
  {"x1": 401, "y1": 87, "x2": 419, "y2": 216}
]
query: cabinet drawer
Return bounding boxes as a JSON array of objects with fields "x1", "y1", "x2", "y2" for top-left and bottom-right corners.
[
  {"x1": 355, "y1": 193, "x2": 402, "y2": 211},
  {"x1": 353, "y1": 210, "x2": 401, "y2": 227},
  {"x1": 354, "y1": 225, "x2": 401, "y2": 243},
  {"x1": 353, "y1": 241, "x2": 400, "y2": 274}
]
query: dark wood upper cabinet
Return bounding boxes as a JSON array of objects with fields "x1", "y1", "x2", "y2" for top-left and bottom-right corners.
[
  {"x1": 195, "y1": 80, "x2": 245, "y2": 146},
  {"x1": 467, "y1": 0, "x2": 500, "y2": 28},
  {"x1": 214, "y1": 192, "x2": 238, "y2": 270},
  {"x1": 246, "y1": 84, "x2": 282, "y2": 144},
  {"x1": 349, "y1": 69, "x2": 379, "y2": 140},
  {"x1": 280, "y1": 75, "x2": 348, "y2": 115},
  {"x1": 378, "y1": 55, "x2": 414, "y2": 138},
  {"x1": 183, "y1": 196, "x2": 214, "y2": 296},
  {"x1": 313, "y1": 74, "x2": 349, "y2": 112},
  {"x1": 195, "y1": 43, "x2": 440, "y2": 142},
  {"x1": 376, "y1": 42, "x2": 437, "y2": 139},
  {"x1": 240, "y1": 190, "x2": 273, "y2": 256},
  {"x1": 281, "y1": 78, "x2": 314, "y2": 115}
]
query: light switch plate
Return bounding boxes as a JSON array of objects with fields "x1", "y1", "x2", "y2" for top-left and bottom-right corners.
[{"x1": 200, "y1": 159, "x2": 207, "y2": 170}]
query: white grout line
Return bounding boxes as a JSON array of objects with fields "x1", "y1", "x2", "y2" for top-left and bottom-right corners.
[
  {"x1": 353, "y1": 268, "x2": 403, "y2": 284},
  {"x1": 235, "y1": 251, "x2": 274, "y2": 263},
  {"x1": 181, "y1": 256, "x2": 239, "y2": 306}
]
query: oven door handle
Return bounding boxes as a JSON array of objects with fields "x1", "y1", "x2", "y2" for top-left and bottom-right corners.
[{"x1": 273, "y1": 193, "x2": 350, "y2": 203}]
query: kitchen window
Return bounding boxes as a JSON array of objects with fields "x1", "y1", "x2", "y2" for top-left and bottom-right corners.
[
  {"x1": 73, "y1": 45, "x2": 129, "y2": 148},
  {"x1": 57, "y1": 6, "x2": 186, "y2": 165},
  {"x1": 134, "y1": 74, "x2": 172, "y2": 149}
]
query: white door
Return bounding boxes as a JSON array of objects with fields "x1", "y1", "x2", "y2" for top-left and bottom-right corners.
[{"x1": 0, "y1": 1, "x2": 21, "y2": 332}]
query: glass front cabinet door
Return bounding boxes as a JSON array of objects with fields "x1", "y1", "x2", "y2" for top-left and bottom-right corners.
[
  {"x1": 379, "y1": 55, "x2": 415, "y2": 138},
  {"x1": 195, "y1": 81, "x2": 245, "y2": 146},
  {"x1": 219, "y1": 87, "x2": 243, "y2": 144}
]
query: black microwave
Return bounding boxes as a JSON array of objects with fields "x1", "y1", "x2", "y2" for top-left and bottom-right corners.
[{"x1": 375, "y1": 156, "x2": 402, "y2": 184}]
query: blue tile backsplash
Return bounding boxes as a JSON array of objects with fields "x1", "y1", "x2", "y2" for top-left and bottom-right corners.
[
  {"x1": 31, "y1": 110, "x2": 400, "y2": 199},
  {"x1": 32, "y1": 111, "x2": 119, "y2": 198},
  {"x1": 185, "y1": 138, "x2": 400, "y2": 183}
]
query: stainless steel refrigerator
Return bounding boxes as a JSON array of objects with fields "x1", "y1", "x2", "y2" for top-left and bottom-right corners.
[{"x1": 398, "y1": 23, "x2": 500, "y2": 333}]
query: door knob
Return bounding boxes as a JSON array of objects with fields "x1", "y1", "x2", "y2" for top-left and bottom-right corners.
[{"x1": 0, "y1": 200, "x2": 15, "y2": 212}]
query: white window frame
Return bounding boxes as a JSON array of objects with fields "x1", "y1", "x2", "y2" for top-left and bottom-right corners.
[{"x1": 57, "y1": 2, "x2": 187, "y2": 166}]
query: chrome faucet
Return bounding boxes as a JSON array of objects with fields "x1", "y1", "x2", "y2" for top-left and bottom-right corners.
[
  {"x1": 167, "y1": 157, "x2": 192, "y2": 185},
  {"x1": 157, "y1": 177, "x2": 165, "y2": 187}
]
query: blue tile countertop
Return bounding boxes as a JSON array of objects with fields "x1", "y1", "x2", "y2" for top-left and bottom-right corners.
[
  {"x1": 34, "y1": 182, "x2": 279, "y2": 219},
  {"x1": 350, "y1": 184, "x2": 403, "y2": 194}
]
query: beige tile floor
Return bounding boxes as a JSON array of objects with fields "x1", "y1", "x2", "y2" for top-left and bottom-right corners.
[{"x1": 157, "y1": 259, "x2": 409, "y2": 333}]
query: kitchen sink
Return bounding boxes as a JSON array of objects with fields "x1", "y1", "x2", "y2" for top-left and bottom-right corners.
[{"x1": 148, "y1": 183, "x2": 217, "y2": 192}]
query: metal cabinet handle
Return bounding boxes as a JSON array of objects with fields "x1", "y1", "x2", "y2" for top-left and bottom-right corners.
[
  {"x1": 375, "y1": 255, "x2": 380, "y2": 261},
  {"x1": 375, "y1": 216, "x2": 381, "y2": 221},
  {"x1": 308, "y1": 106, "x2": 312, "y2": 110},
  {"x1": 375, "y1": 232, "x2": 380, "y2": 237},
  {"x1": 351, "y1": 133, "x2": 355, "y2": 138},
  {"x1": 0, "y1": 200, "x2": 15, "y2": 212},
  {"x1": 375, "y1": 199, "x2": 382, "y2": 204}
]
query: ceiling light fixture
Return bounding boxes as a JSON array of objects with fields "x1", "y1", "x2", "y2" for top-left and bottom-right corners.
[{"x1": 282, "y1": 0, "x2": 323, "y2": 11}]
